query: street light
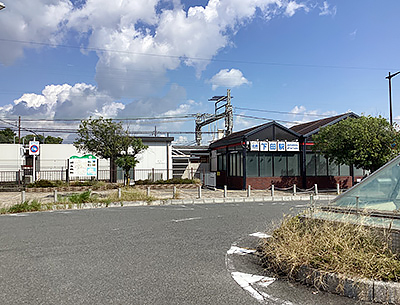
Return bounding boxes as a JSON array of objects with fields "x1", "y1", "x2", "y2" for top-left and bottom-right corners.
[
  {"x1": 386, "y1": 71, "x2": 400, "y2": 126},
  {"x1": 0, "y1": 2, "x2": 5, "y2": 10}
]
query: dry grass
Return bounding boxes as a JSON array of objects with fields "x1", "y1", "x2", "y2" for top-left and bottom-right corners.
[
  {"x1": 260, "y1": 215, "x2": 400, "y2": 282},
  {"x1": 106, "y1": 187, "x2": 157, "y2": 203}
]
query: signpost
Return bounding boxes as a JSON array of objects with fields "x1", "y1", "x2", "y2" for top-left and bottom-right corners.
[
  {"x1": 29, "y1": 141, "x2": 40, "y2": 182},
  {"x1": 68, "y1": 155, "x2": 98, "y2": 178}
]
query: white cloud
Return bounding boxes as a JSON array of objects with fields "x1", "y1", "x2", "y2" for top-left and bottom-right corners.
[
  {"x1": 287, "y1": 105, "x2": 338, "y2": 126},
  {"x1": 0, "y1": 0, "x2": 72, "y2": 65},
  {"x1": 319, "y1": 1, "x2": 337, "y2": 16},
  {"x1": 349, "y1": 29, "x2": 358, "y2": 39},
  {"x1": 2, "y1": 83, "x2": 123, "y2": 119},
  {"x1": 0, "y1": 0, "x2": 312, "y2": 99},
  {"x1": 285, "y1": 1, "x2": 308, "y2": 17},
  {"x1": 209, "y1": 69, "x2": 251, "y2": 90}
]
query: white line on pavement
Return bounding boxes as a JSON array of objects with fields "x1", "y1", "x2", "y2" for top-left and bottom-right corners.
[
  {"x1": 249, "y1": 232, "x2": 271, "y2": 239},
  {"x1": 171, "y1": 217, "x2": 202, "y2": 223}
]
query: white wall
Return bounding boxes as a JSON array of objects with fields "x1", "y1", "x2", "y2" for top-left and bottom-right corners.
[{"x1": 0, "y1": 144, "x2": 25, "y2": 171}]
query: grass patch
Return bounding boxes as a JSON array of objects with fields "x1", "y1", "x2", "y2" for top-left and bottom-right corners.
[
  {"x1": 106, "y1": 188, "x2": 157, "y2": 203},
  {"x1": 7, "y1": 200, "x2": 42, "y2": 214},
  {"x1": 135, "y1": 178, "x2": 200, "y2": 185},
  {"x1": 260, "y1": 215, "x2": 400, "y2": 282}
]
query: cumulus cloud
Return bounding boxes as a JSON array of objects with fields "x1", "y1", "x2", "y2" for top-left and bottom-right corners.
[
  {"x1": 319, "y1": 1, "x2": 337, "y2": 16},
  {"x1": 209, "y1": 69, "x2": 251, "y2": 90},
  {"x1": 288, "y1": 105, "x2": 338, "y2": 126},
  {"x1": 0, "y1": 0, "x2": 313, "y2": 99},
  {"x1": 1, "y1": 83, "x2": 123, "y2": 119}
]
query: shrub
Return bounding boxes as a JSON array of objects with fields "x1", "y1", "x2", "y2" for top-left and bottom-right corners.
[
  {"x1": 68, "y1": 191, "x2": 91, "y2": 204},
  {"x1": 260, "y1": 216, "x2": 400, "y2": 282}
]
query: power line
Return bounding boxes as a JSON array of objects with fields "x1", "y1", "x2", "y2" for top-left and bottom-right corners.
[
  {"x1": 234, "y1": 106, "x2": 332, "y2": 118},
  {"x1": 0, "y1": 37, "x2": 397, "y2": 72}
]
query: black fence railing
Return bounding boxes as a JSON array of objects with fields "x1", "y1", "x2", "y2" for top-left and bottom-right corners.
[{"x1": 0, "y1": 168, "x2": 181, "y2": 184}]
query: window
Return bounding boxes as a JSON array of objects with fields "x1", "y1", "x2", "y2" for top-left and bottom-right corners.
[
  {"x1": 306, "y1": 153, "x2": 316, "y2": 176},
  {"x1": 260, "y1": 153, "x2": 273, "y2": 177},
  {"x1": 340, "y1": 164, "x2": 350, "y2": 176},
  {"x1": 274, "y1": 154, "x2": 286, "y2": 176},
  {"x1": 316, "y1": 154, "x2": 328, "y2": 176},
  {"x1": 287, "y1": 153, "x2": 300, "y2": 176},
  {"x1": 246, "y1": 152, "x2": 258, "y2": 177},
  {"x1": 229, "y1": 152, "x2": 243, "y2": 177},
  {"x1": 328, "y1": 160, "x2": 339, "y2": 176}
]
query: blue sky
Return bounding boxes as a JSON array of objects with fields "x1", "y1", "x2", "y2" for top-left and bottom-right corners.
[{"x1": 0, "y1": 0, "x2": 399, "y2": 144}]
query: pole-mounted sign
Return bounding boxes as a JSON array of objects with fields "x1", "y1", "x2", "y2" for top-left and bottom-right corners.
[{"x1": 29, "y1": 141, "x2": 40, "y2": 156}]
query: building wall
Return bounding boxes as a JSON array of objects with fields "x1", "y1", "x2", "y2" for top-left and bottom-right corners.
[{"x1": 0, "y1": 144, "x2": 24, "y2": 171}]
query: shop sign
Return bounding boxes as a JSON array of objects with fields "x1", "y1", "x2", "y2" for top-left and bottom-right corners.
[
  {"x1": 249, "y1": 141, "x2": 260, "y2": 151},
  {"x1": 286, "y1": 142, "x2": 300, "y2": 151},
  {"x1": 259, "y1": 141, "x2": 268, "y2": 151},
  {"x1": 278, "y1": 142, "x2": 286, "y2": 151},
  {"x1": 269, "y1": 141, "x2": 277, "y2": 151}
]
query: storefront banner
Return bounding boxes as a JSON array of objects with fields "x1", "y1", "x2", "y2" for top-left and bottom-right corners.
[
  {"x1": 286, "y1": 142, "x2": 300, "y2": 151},
  {"x1": 249, "y1": 141, "x2": 260, "y2": 151},
  {"x1": 269, "y1": 141, "x2": 277, "y2": 151},
  {"x1": 278, "y1": 142, "x2": 286, "y2": 151},
  {"x1": 259, "y1": 141, "x2": 268, "y2": 151}
]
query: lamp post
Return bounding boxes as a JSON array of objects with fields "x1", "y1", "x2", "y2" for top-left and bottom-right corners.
[
  {"x1": 0, "y1": 2, "x2": 5, "y2": 10},
  {"x1": 386, "y1": 71, "x2": 400, "y2": 126}
]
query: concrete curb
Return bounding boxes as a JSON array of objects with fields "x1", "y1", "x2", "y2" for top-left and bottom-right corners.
[
  {"x1": 293, "y1": 264, "x2": 400, "y2": 304},
  {"x1": 35, "y1": 194, "x2": 335, "y2": 212}
]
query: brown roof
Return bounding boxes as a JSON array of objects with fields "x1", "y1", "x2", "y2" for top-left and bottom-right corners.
[{"x1": 290, "y1": 112, "x2": 358, "y2": 136}]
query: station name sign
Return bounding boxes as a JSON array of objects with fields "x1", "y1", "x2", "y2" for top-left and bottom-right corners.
[{"x1": 248, "y1": 140, "x2": 299, "y2": 152}]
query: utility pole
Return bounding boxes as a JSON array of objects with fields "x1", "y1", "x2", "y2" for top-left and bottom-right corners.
[
  {"x1": 18, "y1": 116, "x2": 21, "y2": 144},
  {"x1": 386, "y1": 71, "x2": 400, "y2": 126},
  {"x1": 195, "y1": 89, "x2": 233, "y2": 145}
]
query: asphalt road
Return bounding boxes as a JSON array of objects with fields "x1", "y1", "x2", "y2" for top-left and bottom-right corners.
[{"x1": 0, "y1": 201, "x2": 373, "y2": 304}]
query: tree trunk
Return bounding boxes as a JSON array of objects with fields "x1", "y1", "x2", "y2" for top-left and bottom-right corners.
[{"x1": 110, "y1": 157, "x2": 117, "y2": 183}]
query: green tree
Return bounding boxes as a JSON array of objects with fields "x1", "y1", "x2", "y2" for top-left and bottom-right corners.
[
  {"x1": 0, "y1": 128, "x2": 16, "y2": 143},
  {"x1": 21, "y1": 134, "x2": 63, "y2": 144},
  {"x1": 44, "y1": 136, "x2": 63, "y2": 144},
  {"x1": 74, "y1": 117, "x2": 147, "y2": 183},
  {"x1": 312, "y1": 115, "x2": 400, "y2": 173}
]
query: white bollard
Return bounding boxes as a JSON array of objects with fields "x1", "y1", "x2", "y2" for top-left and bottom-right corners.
[
  {"x1": 198, "y1": 185, "x2": 202, "y2": 199},
  {"x1": 247, "y1": 185, "x2": 251, "y2": 197},
  {"x1": 336, "y1": 183, "x2": 340, "y2": 195},
  {"x1": 173, "y1": 186, "x2": 177, "y2": 198},
  {"x1": 293, "y1": 184, "x2": 297, "y2": 196},
  {"x1": 224, "y1": 185, "x2": 227, "y2": 198},
  {"x1": 147, "y1": 186, "x2": 150, "y2": 197},
  {"x1": 21, "y1": 190, "x2": 26, "y2": 203},
  {"x1": 314, "y1": 184, "x2": 318, "y2": 195},
  {"x1": 271, "y1": 185, "x2": 275, "y2": 197},
  {"x1": 54, "y1": 190, "x2": 58, "y2": 203},
  {"x1": 118, "y1": 188, "x2": 122, "y2": 199}
]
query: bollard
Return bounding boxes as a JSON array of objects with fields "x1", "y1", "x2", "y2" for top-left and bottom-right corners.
[
  {"x1": 224, "y1": 185, "x2": 227, "y2": 198},
  {"x1": 336, "y1": 183, "x2": 340, "y2": 195},
  {"x1": 118, "y1": 188, "x2": 122, "y2": 199},
  {"x1": 310, "y1": 194, "x2": 314, "y2": 217},
  {"x1": 54, "y1": 190, "x2": 58, "y2": 203},
  {"x1": 147, "y1": 186, "x2": 150, "y2": 197},
  {"x1": 247, "y1": 185, "x2": 251, "y2": 197},
  {"x1": 173, "y1": 186, "x2": 177, "y2": 198},
  {"x1": 198, "y1": 185, "x2": 202, "y2": 199},
  {"x1": 314, "y1": 184, "x2": 318, "y2": 195},
  {"x1": 271, "y1": 185, "x2": 275, "y2": 197},
  {"x1": 21, "y1": 190, "x2": 26, "y2": 203},
  {"x1": 293, "y1": 184, "x2": 297, "y2": 196}
]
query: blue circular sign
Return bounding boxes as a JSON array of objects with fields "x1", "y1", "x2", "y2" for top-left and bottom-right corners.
[{"x1": 30, "y1": 145, "x2": 39, "y2": 153}]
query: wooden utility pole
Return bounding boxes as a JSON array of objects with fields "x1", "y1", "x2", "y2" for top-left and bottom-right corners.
[{"x1": 18, "y1": 116, "x2": 21, "y2": 143}]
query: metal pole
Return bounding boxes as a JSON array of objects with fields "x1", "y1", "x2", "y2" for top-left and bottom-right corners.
[
  {"x1": 247, "y1": 185, "x2": 251, "y2": 197},
  {"x1": 337, "y1": 183, "x2": 340, "y2": 195},
  {"x1": 21, "y1": 191, "x2": 26, "y2": 203},
  {"x1": 224, "y1": 185, "x2": 227, "y2": 198},
  {"x1": 293, "y1": 184, "x2": 296, "y2": 196},
  {"x1": 271, "y1": 184, "x2": 275, "y2": 197},
  {"x1": 198, "y1": 185, "x2": 202, "y2": 199},
  {"x1": 386, "y1": 71, "x2": 400, "y2": 126}
]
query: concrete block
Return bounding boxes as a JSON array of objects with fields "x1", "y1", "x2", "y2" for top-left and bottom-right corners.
[
  {"x1": 385, "y1": 281, "x2": 400, "y2": 304},
  {"x1": 214, "y1": 198, "x2": 224, "y2": 204},
  {"x1": 374, "y1": 280, "x2": 388, "y2": 304},
  {"x1": 244, "y1": 197, "x2": 255, "y2": 202}
]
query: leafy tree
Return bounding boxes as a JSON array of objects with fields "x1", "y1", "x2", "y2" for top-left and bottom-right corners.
[
  {"x1": 0, "y1": 128, "x2": 16, "y2": 143},
  {"x1": 312, "y1": 115, "x2": 400, "y2": 173},
  {"x1": 21, "y1": 134, "x2": 63, "y2": 144},
  {"x1": 74, "y1": 117, "x2": 147, "y2": 183}
]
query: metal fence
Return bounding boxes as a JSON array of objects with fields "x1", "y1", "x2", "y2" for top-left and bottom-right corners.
[{"x1": 0, "y1": 168, "x2": 180, "y2": 184}]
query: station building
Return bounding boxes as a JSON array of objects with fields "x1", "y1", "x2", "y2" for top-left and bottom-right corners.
[{"x1": 209, "y1": 112, "x2": 364, "y2": 190}]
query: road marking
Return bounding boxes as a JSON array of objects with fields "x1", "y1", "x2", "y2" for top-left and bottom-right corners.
[
  {"x1": 249, "y1": 232, "x2": 271, "y2": 239},
  {"x1": 8, "y1": 214, "x2": 28, "y2": 217},
  {"x1": 231, "y1": 272, "x2": 275, "y2": 302},
  {"x1": 171, "y1": 217, "x2": 202, "y2": 223},
  {"x1": 227, "y1": 245, "x2": 256, "y2": 256}
]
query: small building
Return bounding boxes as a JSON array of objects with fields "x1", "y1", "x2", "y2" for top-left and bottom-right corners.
[
  {"x1": 0, "y1": 137, "x2": 174, "y2": 183},
  {"x1": 209, "y1": 113, "x2": 364, "y2": 190}
]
